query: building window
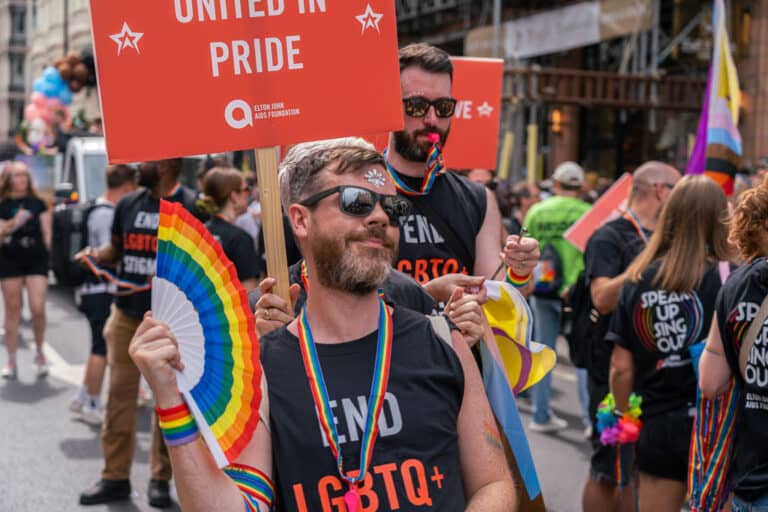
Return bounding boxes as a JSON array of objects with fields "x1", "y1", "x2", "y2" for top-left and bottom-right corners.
[
  {"x1": 8, "y1": 99, "x2": 25, "y2": 138},
  {"x1": 10, "y1": 5, "x2": 26, "y2": 44},
  {"x1": 9, "y1": 54, "x2": 25, "y2": 91}
]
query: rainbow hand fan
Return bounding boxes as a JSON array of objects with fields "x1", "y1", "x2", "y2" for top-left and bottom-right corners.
[{"x1": 153, "y1": 199, "x2": 261, "y2": 467}]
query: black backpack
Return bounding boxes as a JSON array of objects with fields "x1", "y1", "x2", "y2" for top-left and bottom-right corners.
[
  {"x1": 562, "y1": 222, "x2": 642, "y2": 369},
  {"x1": 532, "y1": 243, "x2": 564, "y2": 299},
  {"x1": 51, "y1": 201, "x2": 111, "y2": 286},
  {"x1": 562, "y1": 271, "x2": 601, "y2": 369}
]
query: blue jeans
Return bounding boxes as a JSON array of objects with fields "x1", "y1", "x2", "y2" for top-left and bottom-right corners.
[
  {"x1": 733, "y1": 494, "x2": 768, "y2": 512},
  {"x1": 577, "y1": 368, "x2": 590, "y2": 428},
  {"x1": 529, "y1": 296, "x2": 561, "y2": 424}
]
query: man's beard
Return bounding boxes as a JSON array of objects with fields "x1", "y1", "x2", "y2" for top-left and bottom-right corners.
[
  {"x1": 393, "y1": 127, "x2": 450, "y2": 162},
  {"x1": 137, "y1": 167, "x2": 159, "y2": 188},
  {"x1": 311, "y1": 224, "x2": 396, "y2": 296}
]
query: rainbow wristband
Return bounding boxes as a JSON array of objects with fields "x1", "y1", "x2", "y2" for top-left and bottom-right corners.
[
  {"x1": 224, "y1": 463, "x2": 275, "y2": 512},
  {"x1": 505, "y1": 267, "x2": 531, "y2": 287},
  {"x1": 157, "y1": 401, "x2": 200, "y2": 447}
]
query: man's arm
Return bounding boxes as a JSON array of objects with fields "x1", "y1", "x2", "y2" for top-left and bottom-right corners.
[
  {"x1": 130, "y1": 316, "x2": 273, "y2": 511},
  {"x1": 473, "y1": 188, "x2": 505, "y2": 278},
  {"x1": 450, "y1": 330, "x2": 517, "y2": 511}
]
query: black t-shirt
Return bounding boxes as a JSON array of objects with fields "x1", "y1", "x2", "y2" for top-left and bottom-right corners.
[
  {"x1": 584, "y1": 217, "x2": 647, "y2": 386},
  {"x1": 717, "y1": 258, "x2": 768, "y2": 500},
  {"x1": 205, "y1": 216, "x2": 259, "y2": 284},
  {"x1": 111, "y1": 186, "x2": 199, "y2": 318},
  {"x1": 260, "y1": 306, "x2": 466, "y2": 511},
  {"x1": 286, "y1": 261, "x2": 436, "y2": 316},
  {"x1": 0, "y1": 196, "x2": 47, "y2": 257},
  {"x1": 392, "y1": 170, "x2": 486, "y2": 284},
  {"x1": 606, "y1": 262, "x2": 721, "y2": 417}
]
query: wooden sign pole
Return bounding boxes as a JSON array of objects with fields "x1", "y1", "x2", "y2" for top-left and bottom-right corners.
[{"x1": 255, "y1": 147, "x2": 291, "y2": 304}]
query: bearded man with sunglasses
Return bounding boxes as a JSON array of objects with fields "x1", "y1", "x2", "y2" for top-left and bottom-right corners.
[
  {"x1": 386, "y1": 44, "x2": 539, "y2": 307},
  {"x1": 128, "y1": 138, "x2": 517, "y2": 511}
]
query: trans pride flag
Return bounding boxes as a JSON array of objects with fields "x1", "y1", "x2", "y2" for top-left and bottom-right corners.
[
  {"x1": 686, "y1": 0, "x2": 742, "y2": 195},
  {"x1": 479, "y1": 281, "x2": 557, "y2": 505}
]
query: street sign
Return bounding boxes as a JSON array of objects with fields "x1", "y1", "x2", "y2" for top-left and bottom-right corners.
[
  {"x1": 88, "y1": 0, "x2": 403, "y2": 163},
  {"x1": 564, "y1": 172, "x2": 633, "y2": 252},
  {"x1": 443, "y1": 57, "x2": 504, "y2": 170}
]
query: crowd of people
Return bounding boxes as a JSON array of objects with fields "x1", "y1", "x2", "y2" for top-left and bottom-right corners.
[{"x1": 3, "y1": 41, "x2": 768, "y2": 512}]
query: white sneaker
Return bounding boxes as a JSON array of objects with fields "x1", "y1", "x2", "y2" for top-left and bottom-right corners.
[
  {"x1": 34, "y1": 353, "x2": 49, "y2": 378},
  {"x1": 583, "y1": 424, "x2": 593, "y2": 440},
  {"x1": 529, "y1": 414, "x2": 568, "y2": 433},
  {"x1": 80, "y1": 401, "x2": 104, "y2": 426},
  {"x1": 1, "y1": 363, "x2": 17, "y2": 380},
  {"x1": 70, "y1": 398, "x2": 85, "y2": 414}
]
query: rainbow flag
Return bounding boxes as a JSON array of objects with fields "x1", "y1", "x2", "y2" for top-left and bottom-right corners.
[
  {"x1": 686, "y1": 0, "x2": 742, "y2": 195},
  {"x1": 687, "y1": 342, "x2": 738, "y2": 511}
]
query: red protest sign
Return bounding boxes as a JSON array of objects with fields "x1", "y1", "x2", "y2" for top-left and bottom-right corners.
[
  {"x1": 89, "y1": 1, "x2": 403, "y2": 163},
  {"x1": 564, "y1": 173, "x2": 633, "y2": 252},
  {"x1": 359, "y1": 57, "x2": 503, "y2": 170},
  {"x1": 442, "y1": 57, "x2": 503, "y2": 170}
]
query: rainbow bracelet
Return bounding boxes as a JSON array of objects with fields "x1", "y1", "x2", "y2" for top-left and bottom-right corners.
[
  {"x1": 505, "y1": 267, "x2": 531, "y2": 288},
  {"x1": 224, "y1": 463, "x2": 275, "y2": 512},
  {"x1": 157, "y1": 401, "x2": 200, "y2": 447}
]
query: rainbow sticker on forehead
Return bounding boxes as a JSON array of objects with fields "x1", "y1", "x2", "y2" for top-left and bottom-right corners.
[{"x1": 365, "y1": 168, "x2": 386, "y2": 188}]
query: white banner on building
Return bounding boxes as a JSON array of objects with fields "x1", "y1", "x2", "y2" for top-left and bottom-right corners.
[
  {"x1": 505, "y1": 2, "x2": 601, "y2": 60},
  {"x1": 468, "y1": 0, "x2": 653, "y2": 59}
]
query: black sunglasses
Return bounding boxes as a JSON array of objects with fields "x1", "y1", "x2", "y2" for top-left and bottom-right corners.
[
  {"x1": 402, "y1": 96, "x2": 457, "y2": 118},
  {"x1": 299, "y1": 186, "x2": 411, "y2": 226}
]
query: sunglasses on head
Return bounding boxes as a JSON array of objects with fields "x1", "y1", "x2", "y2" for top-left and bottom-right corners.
[
  {"x1": 402, "y1": 96, "x2": 457, "y2": 118},
  {"x1": 299, "y1": 185, "x2": 411, "y2": 226}
]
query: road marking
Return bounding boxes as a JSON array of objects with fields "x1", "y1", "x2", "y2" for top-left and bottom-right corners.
[{"x1": 43, "y1": 344, "x2": 84, "y2": 387}]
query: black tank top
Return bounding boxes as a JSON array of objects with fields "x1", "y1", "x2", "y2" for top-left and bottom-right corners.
[
  {"x1": 260, "y1": 306, "x2": 466, "y2": 511},
  {"x1": 392, "y1": 170, "x2": 486, "y2": 284}
]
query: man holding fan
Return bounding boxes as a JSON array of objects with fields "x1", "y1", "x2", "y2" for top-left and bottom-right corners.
[{"x1": 129, "y1": 139, "x2": 516, "y2": 511}]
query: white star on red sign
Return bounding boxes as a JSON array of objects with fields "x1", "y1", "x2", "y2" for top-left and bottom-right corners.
[
  {"x1": 477, "y1": 101, "x2": 494, "y2": 117},
  {"x1": 355, "y1": 4, "x2": 384, "y2": 34},
  {"x1": 109, "y1": 22, "x2": 144, "y2": 56}
]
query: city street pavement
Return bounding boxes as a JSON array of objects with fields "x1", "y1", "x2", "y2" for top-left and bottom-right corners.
[{"x1": 1, "y1": 282, "x2": 590, "y2": 512}]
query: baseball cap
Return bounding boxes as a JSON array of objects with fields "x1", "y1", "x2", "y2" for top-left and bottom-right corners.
[{"x1": 552, "y1": 161, "x2": 584, "y2": 188}]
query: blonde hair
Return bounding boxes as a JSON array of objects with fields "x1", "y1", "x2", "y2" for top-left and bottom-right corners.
[{"x1": 627, "y1": 175, "x2": 730, "y2": 292}]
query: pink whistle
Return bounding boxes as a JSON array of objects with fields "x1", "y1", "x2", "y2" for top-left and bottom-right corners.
[{"x1": 427, "y1": 133, "x2": 440, "y2": 143}]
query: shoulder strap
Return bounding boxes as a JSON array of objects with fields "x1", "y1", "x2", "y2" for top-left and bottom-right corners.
[
  {"x1": 428, "y1": 314, "x2": 454, "y2": 348},
  {"x1": 738, "y1": 293, "x2": 768, "y2": 377},
  {"x1": 415, "y1": 199, "x2": 474, "y2": 273},
  {"x1": 718, "y1": 261, "x2": 731, "y2": 284}
]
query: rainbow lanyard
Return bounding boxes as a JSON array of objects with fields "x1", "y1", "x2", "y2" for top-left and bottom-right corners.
[
  {"x1": 300, "y1": 260, "x2": 310, "y2": 294},
  {"x1": 82, "y1": 255, "x2": 152, "y2": 296},
  {"x1": 625, "y1": 208, "x2": 649, "y2": 244},
  {"x1": 296, "y1": 298, "x2": 393, "y2": 512},
  {"x1": 383, "y1": 143, "x2": 445, "y2": 197}
]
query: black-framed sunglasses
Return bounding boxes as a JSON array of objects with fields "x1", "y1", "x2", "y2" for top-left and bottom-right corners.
[
  {"x1": 299, "y1": 186, "x2": 411, "y2": 226},
  {"x1": 402, "y1": 96, "x2": 457, "y2": 118}
]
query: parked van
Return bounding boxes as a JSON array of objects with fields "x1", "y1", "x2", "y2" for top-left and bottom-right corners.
[{"x1": 54, "y1": 136, "x2": 108, "y2": 204}]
